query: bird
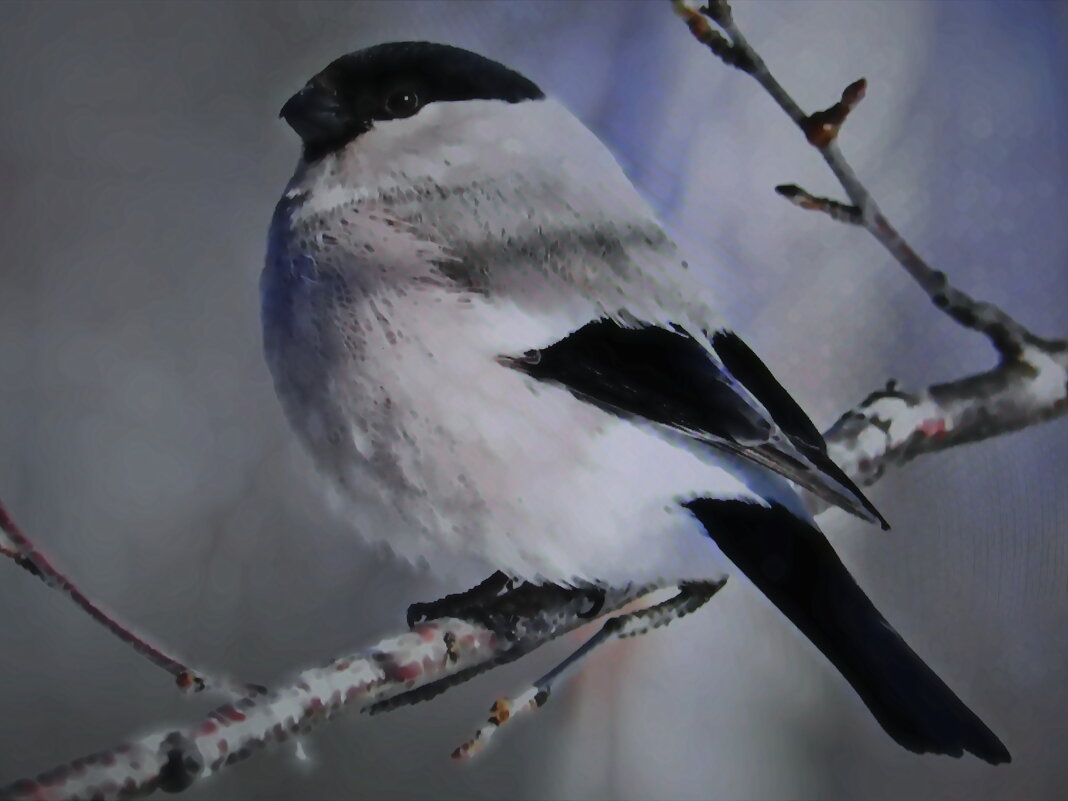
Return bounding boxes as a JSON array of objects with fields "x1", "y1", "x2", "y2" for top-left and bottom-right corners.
[{"x1": 262, "y1": 41, "x2": 1010, "y2": 764}]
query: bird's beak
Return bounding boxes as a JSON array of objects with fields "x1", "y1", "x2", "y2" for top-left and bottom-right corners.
[{"x1": 279, "y1": 82, "x2": 349, "y2": 151}]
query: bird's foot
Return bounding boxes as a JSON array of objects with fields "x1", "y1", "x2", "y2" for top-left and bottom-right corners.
[
  {"x1": 406, "y1": 570, "x2": 515, "y2": 629},
  {"x1": 407, "y1": 574, "x2": 608, "y2": 645},
  {"x1": 452, "y1": 578, "x2": 727, "y2": 759},
  {"x1": 576, "y1": 586, "x2": 606, "y2": 619}
]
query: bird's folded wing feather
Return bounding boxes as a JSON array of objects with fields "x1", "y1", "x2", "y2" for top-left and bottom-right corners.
[{"x1": 500, "y1": 318, "x2": 888, "y2": 529}]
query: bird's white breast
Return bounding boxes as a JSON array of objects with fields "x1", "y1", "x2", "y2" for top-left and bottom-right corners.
[
  {"x1": 329, "y1": 285, "x2": 769, "y2": 585},
  {"x1": 263, "y1": 95, "x2": 795, "y2": 585}
]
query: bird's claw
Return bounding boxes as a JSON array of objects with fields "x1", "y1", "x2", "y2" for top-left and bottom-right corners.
[{"x1": 406, "y1": 570, "x2": 514, "y2": 628}]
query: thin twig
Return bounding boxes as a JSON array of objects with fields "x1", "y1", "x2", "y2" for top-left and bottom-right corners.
[
  {"x1": 0, "y1": 498, "x2": 260, "y2": 696},
  {"x1": 676, "y1": 0, "x2": 1056, "y2": 358},
  {"x1": 453, "y1": 579, "x2": 725, "y2": 760},
  {"x1": 775, "y1": 184, "x2": 861, "y2": 225}
]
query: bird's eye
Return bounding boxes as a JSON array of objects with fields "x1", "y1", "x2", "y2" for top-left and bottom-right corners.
[{"x1": 383, "y1": 87, "x2": 421, "y2": 119}]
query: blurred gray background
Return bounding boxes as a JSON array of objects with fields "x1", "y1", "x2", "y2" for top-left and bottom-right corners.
[{"x1": 1, "y1": 1, "x2": 1066, "y2": 798}]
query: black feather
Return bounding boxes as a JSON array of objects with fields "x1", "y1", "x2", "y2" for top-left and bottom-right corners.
[
  {"x1": 502, "y1": 319, "x2": 885, "y2": 526},
  {"x1": 685, "y1": 498, "x2": 1010, "y2": 764},
  {"x1": 506, "y1": 321, "x2": 772, "y2": 445}
]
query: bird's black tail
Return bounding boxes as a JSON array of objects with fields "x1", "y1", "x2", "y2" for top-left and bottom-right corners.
[{"x1": 684, "y1": 498, "x2": 1010, "y2": 764}]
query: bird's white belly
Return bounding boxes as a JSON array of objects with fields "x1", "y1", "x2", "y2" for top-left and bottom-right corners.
[{"x1": 290, "y1": 287, "x2": 790, "y2": 587}]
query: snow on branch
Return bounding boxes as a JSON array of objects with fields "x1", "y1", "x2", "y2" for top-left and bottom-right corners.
[
  {"x1": 673, "y1": 0, "x2": 1068, "y2": 494},
  {"x1": 824, "y1": 350, "x2": 1068, "y2": 494}
]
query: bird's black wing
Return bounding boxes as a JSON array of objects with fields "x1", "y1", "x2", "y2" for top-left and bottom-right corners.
[{"x1": 499, "y1": 318, "x2": 887, "y2": 528}]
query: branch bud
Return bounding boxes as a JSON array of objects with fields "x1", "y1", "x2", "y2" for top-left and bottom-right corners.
[{"x1": 804, "y1": 78, "x2": 868, "y2": 147}]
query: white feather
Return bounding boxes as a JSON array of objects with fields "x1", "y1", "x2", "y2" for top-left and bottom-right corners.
[{"x1": 265, "y1": 95, "x2": 809, "y2": 586}]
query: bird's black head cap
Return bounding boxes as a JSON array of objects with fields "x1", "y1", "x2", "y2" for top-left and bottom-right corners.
[{"x1": 280, "y1": 42, "x2": 545, "y2": 162}]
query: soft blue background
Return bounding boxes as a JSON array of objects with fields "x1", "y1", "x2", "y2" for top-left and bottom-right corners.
[{"x1": 0, "y1": 2, "x2": 1065, "y2": 798}]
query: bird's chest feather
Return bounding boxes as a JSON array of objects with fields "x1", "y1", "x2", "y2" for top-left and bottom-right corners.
[
  {"x1": 262, "y1": 213, "x2": 608, "y2": 560},
  {"x1": 259, "y1": 176, "x2": 731, "y2": 582}
]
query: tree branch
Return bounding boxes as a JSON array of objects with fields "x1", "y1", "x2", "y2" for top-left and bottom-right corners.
[
  {"x1": 1, "y1": 581, "x2": 661, "y2": 801},
  {"x1": 823, "y1": 347, "x2": 1068, "y2": 494},
  {"x1": 5, "y1": 4, "x2": 1067, "y2": 799},
  {"x1": 674, "y1": 0, "x2": 1068, "y2": 490}
]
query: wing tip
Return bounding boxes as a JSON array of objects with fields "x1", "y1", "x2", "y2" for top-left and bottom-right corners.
[
  {"x1": 853, "y1": 484, "x2": 890, "y2": 530},
  {"x1": 860, "y1": 498, "x2": 891, "y2": 531},
  {"x1": 810, "y1": 454, "x2": 890, "y2": 530}
]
